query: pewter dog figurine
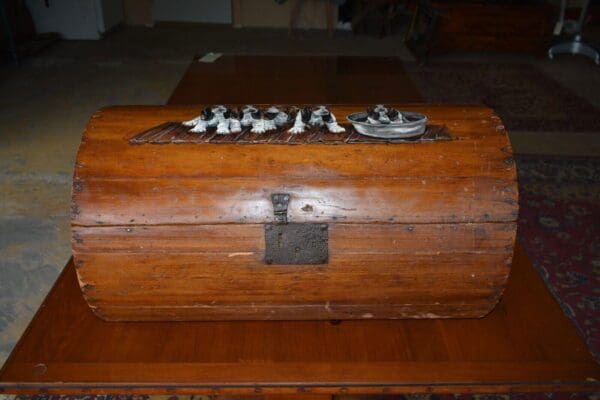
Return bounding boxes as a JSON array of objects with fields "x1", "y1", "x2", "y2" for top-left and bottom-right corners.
[{"x1": 183, "y1": 105, "x2": 345, "y2": 135}]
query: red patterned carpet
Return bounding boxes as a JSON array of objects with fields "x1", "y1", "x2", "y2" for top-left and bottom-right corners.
[
  {"x1": 407, "y1": 60, "x2": 600, "y2": 364},
  {"x1": 517, "y1": 156, "x2": 600, "y2": 362},
  {"x1": 407, "y1": 63, "x2": 600, "y2": 132}
]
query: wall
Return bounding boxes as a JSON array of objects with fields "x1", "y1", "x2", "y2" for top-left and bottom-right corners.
[
  {"x1": 100, "y1": 0, "x2": 124, "y2": 31},
  {"x1": 123, "y1": 0, "x2": 153, "y2": 26},
  {"x1": 232, "y1": 0, "x2": 336, "y2": 29},
  {"x1": 152, "y1": 0, "x2": 231, "y2": 24},
  {"x1": 25, "y1": 0, "x2": 123, "y2": 40}
]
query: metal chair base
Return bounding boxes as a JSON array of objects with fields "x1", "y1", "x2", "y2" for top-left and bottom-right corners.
[{"x1": 548, "y1": 35, "x2": 600, "y2": 65}]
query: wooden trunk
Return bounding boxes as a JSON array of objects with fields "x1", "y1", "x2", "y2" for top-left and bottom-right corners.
[{"x1": 71, "y1": 104, "x2": 518, "y2": 321}]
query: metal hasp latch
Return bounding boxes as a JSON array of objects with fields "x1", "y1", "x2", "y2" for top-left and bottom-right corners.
[
  {"x1": 264, "y1": 193, "x2": 329, "y2": 265},
  {"x1": 271, "y1": 193, "x2": 290, "y2": 224}
]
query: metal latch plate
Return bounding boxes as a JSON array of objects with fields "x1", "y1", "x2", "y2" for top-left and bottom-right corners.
[{"x1": 264, "y1": 223, "x2": 328, "y2": 265}]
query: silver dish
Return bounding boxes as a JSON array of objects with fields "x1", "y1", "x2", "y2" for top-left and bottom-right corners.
[{"x1": 346, "y1": 111, "x2": 427, "y2": 139}]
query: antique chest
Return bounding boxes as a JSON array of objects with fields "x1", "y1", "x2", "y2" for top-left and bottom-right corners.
[{"x1": 71, "y1": 104, "x2": 518, "y2": 321}]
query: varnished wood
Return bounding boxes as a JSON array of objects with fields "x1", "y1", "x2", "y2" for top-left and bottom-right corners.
[
  {"x1": 73, "y1": 177, "x2": 517, "y2": 225},
  {"x1": 73, "y1": 223, "x2": 515, "y2": 320},
  {"x1": 73, "y1": 223, "x2": 515, "y2": 254},
  {"x1": 167, "y1": 56, "x2": 424, "y2": 105},
  {"x1": 74, "y1": 106, "x2": 512, "y2": 180},
  {"x1": 71, "y1": 104, "x2": 517, "y2": 320},
  {"x1": 0, "y1": 55, "x2": 597, "y2": 394},
  {"x1": 1, "y1": 245, "x2": 598, "y2": 394}
]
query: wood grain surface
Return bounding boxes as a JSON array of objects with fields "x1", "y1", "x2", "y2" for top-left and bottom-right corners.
[
  {"x1": 73, "y1": 222, "x2": 514, "y2": 319},
  {"x1": 0, "y1": 55, "x2": 596, "y2": 395},
  {"x1": 71, "y1": 104, "x2": 517, "y2": 320},
  {"x1": 1, "y1": 245, "x2": 598, "y2": 394},
  {"x1": 166, "y1": 56, "x2": 424, "y2": 105}
]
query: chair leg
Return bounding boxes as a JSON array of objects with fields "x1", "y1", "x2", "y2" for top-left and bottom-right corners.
[
  {"x1": 326, "y1": 0, "x2": 334, "y2": 38},
  {"x1": 289, "y1": 0, "x2": 304, "y2": 35}
]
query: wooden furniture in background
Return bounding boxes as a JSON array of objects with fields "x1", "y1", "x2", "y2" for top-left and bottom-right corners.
[
  {"x1": 122, "y1": 0, "x2": 153, "y2": 27},
  {"x1": 352, "y1": 0, "x2": 406, "y2": 37},
  {"x1": 407, "y1": 0, "x2": 555, "y2": 58},
  {"x1": 232, "y1": 0, "x2": 337, "y2": 30},
  {"x1": 290, "y1": 0, "x2": 336, "y2": 36}
]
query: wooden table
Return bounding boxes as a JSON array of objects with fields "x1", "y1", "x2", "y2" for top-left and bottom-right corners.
[
  {"x1": 1, "y1": 55, "x2": 598, "y2": 396},
  {"x1": 0, "y1": 246, "x2": 598, "y2": 395},
  {"x1": 167, "y1": 55, "x2": 424, "y2": 105}
]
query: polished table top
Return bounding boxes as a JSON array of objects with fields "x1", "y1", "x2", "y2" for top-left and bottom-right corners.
[
  {"x1": 0, "y1": 246, "x2": 598, "y2": 395},
  {"x1": 1, "y1": 55, "x2": 598, "y2": 395},
  {"x1": 167, "y1": 55, "x2": 424, "y2": 105}
]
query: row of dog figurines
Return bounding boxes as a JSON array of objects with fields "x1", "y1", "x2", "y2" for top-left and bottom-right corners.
[
  {"x1": 183, "y1": 105, "x2": 346, "y2": 135},
  {"x1": 183, "y1": 104, "x2": 405, "y2": 135}
]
